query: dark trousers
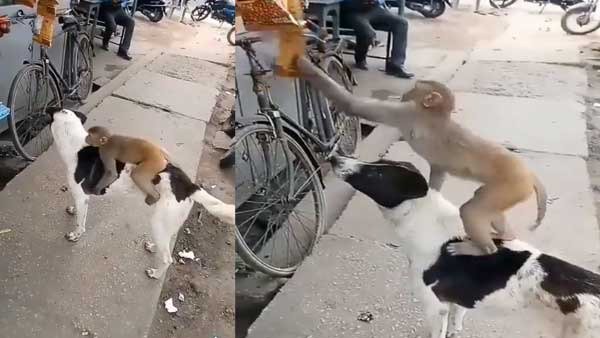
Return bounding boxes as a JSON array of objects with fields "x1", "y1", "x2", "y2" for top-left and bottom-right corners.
[
  {"x1": 346, "y1": 6, "x2": 408, "y2": 67},
  {"x1": 99, "y1": 6, "x2": 135, "y2": 53}
]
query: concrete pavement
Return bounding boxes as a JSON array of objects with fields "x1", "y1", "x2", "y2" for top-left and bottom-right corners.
[
  {"x1": 246, "y1": 2, "x2": 600, "y2": 338},
  {"x1": 0, "y1": 22, "x2": 232, "y2": 338}
]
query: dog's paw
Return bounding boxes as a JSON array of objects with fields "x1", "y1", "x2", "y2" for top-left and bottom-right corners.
[
  {"x1": 65, "y1": 231, "x2": 82, "y2": 242},
  {"x1": 145, "y1": 268, "x2": 159, "y2": 279},
  {"x1": 144, "y1": 240, "x2": 156, "y2": 253},
  {"x1": 65, "y1": 206, "x2": 76, "y2": 216}
]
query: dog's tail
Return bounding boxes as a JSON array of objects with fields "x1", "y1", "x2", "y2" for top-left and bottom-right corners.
[
  {"x1": 191, "y1": 187, "x2": 235, "y2": 225},
  {"x1": 530, "y1": 174, "x2": 548, "y2": 231}
]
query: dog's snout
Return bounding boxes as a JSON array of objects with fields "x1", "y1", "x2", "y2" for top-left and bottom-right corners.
[{"x1": 329, "y1": 154, "x2": 341, "y2": 168}]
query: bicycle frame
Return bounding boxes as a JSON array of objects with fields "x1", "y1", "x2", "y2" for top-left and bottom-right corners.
[{"x1": 242, "y1": 39, "x2": 340, "y2": 154}]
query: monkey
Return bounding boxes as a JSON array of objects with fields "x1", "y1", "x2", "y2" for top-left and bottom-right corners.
[
  {"x1": 85, "y1": 126, "x2": 168, "y2": 206},
  {"x1": 296, "y1": 56, "x2": 548, "y2": 256}
]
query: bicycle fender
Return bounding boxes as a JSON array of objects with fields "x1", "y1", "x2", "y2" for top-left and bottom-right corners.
[{"x1": 235, "y1": 115, "x2": 325, "y2": 187}]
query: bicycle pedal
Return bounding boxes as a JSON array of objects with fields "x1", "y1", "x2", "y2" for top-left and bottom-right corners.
[{"x1": 0, "y1": 103, "x2": 9, "y2": 120}]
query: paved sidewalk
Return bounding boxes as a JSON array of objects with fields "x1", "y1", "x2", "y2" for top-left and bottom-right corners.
[
  {"x1": 246, "y1": 3, "x2": 600, "y2": 338},
  {"x1": 0, "y1": 24, "x2": 232, "y2": 338}
]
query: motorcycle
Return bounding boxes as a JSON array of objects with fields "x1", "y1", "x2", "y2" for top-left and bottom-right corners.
[
  {"x1": 402, "y1": 0, "x2": 452, "y2": 18},
  {"x1": 561, "y1": 0, "x2": 600, "y2": 34},
  {"x1": 489, "y1": 0, "x2": 582, "y2": 13},
  {"x1": 126, "y1": 0, "x2": 168, "y2": 22},
  {"x1": 191, "y1": 0, "x2": 235, "y2": 45}
]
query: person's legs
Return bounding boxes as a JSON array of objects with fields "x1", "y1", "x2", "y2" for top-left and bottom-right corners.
[
  {"x1": 346, "y1": 12, "x2": 376, "y2": 69},
  {"x1": 113, "y1": 8, "x2": 135, "y2": 59},
  {"x1": 370, "y1": 7, "x2": 413, "y2": 78},
  {"x1": 99, "y1": 8, "x2": 118, "y2": 50}
]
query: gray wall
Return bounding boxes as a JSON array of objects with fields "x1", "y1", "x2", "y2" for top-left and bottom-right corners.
[{"x1": 0, "y1": 2, "x2": 70, "y2": 131}]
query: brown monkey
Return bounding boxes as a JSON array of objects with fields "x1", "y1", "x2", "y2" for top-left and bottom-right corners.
[
  {"x1": 296, "y1": 56, "x2": 547, "y2": 256},
  {"x1": 85, "y1": 126, "x2": 168, "y2": 205}
]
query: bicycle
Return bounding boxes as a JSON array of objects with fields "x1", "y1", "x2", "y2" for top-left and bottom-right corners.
[
  {"x1": 6, "y1": 9, "x2": 93, "y2": 161},
  {"x1": 233, "y1": 27, "x2": 360, "y2": 277}
]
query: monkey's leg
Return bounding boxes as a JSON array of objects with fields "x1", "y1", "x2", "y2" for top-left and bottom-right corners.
[
  {"x1": 131, "y1": 163, "x2": 161, "y2": 205},
  {"x1": 450, "y1": 187, "x2": 499, "y2": 256},
  {"x1": 429, "y1": 165, "x2": 447, "y2": 191},
  {"x1": 95, "y1": 156, "x2": 119, "y2": 193},
  {"x1": 491, "y1": 213, "x2": 516, "y2": 241}
]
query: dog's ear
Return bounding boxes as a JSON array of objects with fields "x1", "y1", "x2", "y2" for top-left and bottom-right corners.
[
  {"x1": 72, "y1": 110, "x2": 87, "y2": 125},
  {"x1": 45, "y1": 106, "x2": 63, "y2": 121},
  {"x1": 346, "y1": 159, "x2": 429, "y2": 209}
]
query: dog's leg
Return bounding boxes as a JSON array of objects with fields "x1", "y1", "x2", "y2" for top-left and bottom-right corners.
[
  {"x1": 420, "y1": 286, "x2": 450, "y2": 338},
  {"x1": 146, "y1": 201, "x2": 193, "y2": 279},
  {"x1": 446, "y1": 303, "x2": 467, "y2": 337},
  {"x1": 65, "y1": 178, "x2": 89, "y2": 242},
  {"x1": 146, "y1": 208, "x2": 173, "y2": 279},
  {"x1": 560, "y1": 315, "x2": 583, "y2": 338}
]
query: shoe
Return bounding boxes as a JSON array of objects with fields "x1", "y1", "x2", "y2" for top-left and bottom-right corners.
[
  {"x1": 355, "y1": 60, "x2": 368, "y2": 70},
  {"x1": 385, "y1": 63, "x2": 414, "y2": 79},
  {"x1": 101, "y1": 42, "x2": 109, "y2": 51},
  {"x1": 117, "y1": 50, "x2": 132, "y2": 61}
]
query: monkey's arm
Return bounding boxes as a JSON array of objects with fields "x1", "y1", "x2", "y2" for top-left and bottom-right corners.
[
  {"x1": 95, "y1": 149, "x2": 119, "y2": 192},
  {"x1": 297, "y1": 57, "x2": 415, "y2": 125},
  {"x1": 429, "y1": 165, "x2": 447, "y2": 191}
]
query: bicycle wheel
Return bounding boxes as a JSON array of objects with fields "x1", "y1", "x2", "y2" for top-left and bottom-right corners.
[
  {"x1": 319, "y1": 56, "x2": 360, "y2": 156},
  {"x1": 74, "y1": 32, "x2": 93, "y2": 101},
  {"x1": 561, "y1": 4, "x2": 600, "y2": 35},
  {"x1": 227, "y1": 26, "x2": 235, "y2": 46},
  {"x1": 191, "y1": 5, "x2": 211, "y2": 21},
  {"x1": 7, "y1": 64, "x2": 61, "y2": 161},
  {"x1": 234, "y1": 123, "x2": 326, "y2": 277},
  {"x1": 489, "y1": 0, "x2": 517, "y2": 8}
]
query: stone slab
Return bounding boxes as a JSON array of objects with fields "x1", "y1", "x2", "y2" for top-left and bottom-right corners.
[
  {"x1": 449, "y1": 60, "x2": 587, "y2": 100},
  {"x1": 0, "y1": 97, "x2": 206, "y2": 338},
  {"x1": 452, "y1": 92, "x2": 587, "y2": 156},
  {"x1": 114, "y1": 69, "x2": 218, "y2": 122},
  {"x1": 147, "y1": 53, "x2": 229, "y2": 85}
]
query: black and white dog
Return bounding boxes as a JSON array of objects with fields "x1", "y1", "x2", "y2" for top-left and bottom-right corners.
[
  {"x1": 48, "y1": 108, "x2": 234, "y2": 279},
  {"x1": 331, "y1": 154, "x2": 600, "y2": 338}
]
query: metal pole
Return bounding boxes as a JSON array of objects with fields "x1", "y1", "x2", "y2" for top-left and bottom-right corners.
[{"x1": 396, "y1": 0, "x2": 404, "y2": 15}]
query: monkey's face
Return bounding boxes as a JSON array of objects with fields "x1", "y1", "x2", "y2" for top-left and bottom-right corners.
[
  {"x1": 85, "y1": 133, "x2": 108, "y2": 147},
  {"x1": 401, "y1": 81, "x2": 454, "y2": 115}
]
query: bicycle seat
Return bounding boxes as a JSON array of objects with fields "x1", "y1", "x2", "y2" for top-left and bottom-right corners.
[{"x1": 59, "y1": 14, "x2": 80, "y2": 31}]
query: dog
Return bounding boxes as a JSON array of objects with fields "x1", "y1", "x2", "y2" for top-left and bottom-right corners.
[
  {"x1": 330, "y1": 154, "x2": 600, "y2": 338},
  {"x1": 48, "y1": 107, "x2": 235, "y2": 279}
]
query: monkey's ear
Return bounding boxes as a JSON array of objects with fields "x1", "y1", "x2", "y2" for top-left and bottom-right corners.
[{"x1": 422, "y1": 91, "x2": 444, "y2": 109}]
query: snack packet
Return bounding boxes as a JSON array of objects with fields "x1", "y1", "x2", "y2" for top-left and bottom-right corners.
[{"x1": 237, "y1": 0, "x2": 306, "y2": 77}]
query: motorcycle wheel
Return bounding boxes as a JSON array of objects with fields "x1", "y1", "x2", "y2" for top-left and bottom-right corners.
[
  {"x1": 561, "y1": 3, "x2": 600, "y2": 35},
  {"x1": 419, "y1": 0, "x2": 446, "y2": 18},
  {"x1": 489, "y1": 0, "x2": 518, "y2": 8},
  {"x1": 144, "y1": 7, "x2": 164, "y2": 22},
  {"x1": 191, "y1": 5, "x2": 211, "y2": 21},
  {"x1": 227, "y1": 26, "x2": 235, "y2": 46}
]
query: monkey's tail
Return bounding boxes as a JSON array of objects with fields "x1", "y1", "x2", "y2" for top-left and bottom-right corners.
[
  {"x1": 191, "y1": 187, "x2": 235, "y2": 225},
  {"x1": 530, "y1": 174, "x2": 548, "y2": 231}
]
